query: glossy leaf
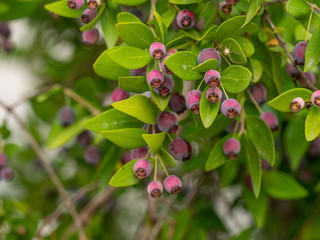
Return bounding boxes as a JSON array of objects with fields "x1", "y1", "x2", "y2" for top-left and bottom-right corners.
[
  {"x1": 249, "y1": 58, "x2": 263, "y2": 82},
  {"x1": 100, "y1": 128, "x2": 147, "y2": 148},
  {"x1": 101, "y1": 1, "x2": 120, "y2": 48},
  {"x1": 149, "y1": 85, "x2": 170, "y2": 111},
  {"x1": 305, "y1": 107, "x2": 320, "y2": 141},
  {"x1": 192, "y1": 59, "x2": 219, "y2": 72},
  {"x1": 44, "y1": 0, "x2": 85, "y2": 18},
  {"x1": 205, "y1": 135, "x2": 231, "y2": 171},
  {"x1": 80, "y1": 3, "x2": 106, "y2": 31},
  {"x1": 241, "y1": 0, "x2": 263, "y2": 28},
  {"x1": 142, "y1": 132, "x2": 166, "y2": 154},
  {"x1": 234, "y1": 36, "x2": 255, "y2": 57},
  {"x1": 119, "y1": 76, "x2": 149, "y2": 93},
  {"x1": 153, "y1": 7, "x2": 167, "y2": 43},
  {"x1": 200, "y1": 87, "x2": 221, "y2": 129},
  {"x1": 304, "y1": 28, "x2": 320, "y2": 71},
  {"x1": 221, "y1": 38, "x2": 247, "y2": 64},
  {"x1": 112, "y1": 0, "x2": 147, "y2": 6},
  {"x1": 117, "y1": 12, "x2": 142, "y2": 23},
  {"x1": 169, "y1": 0, "x2": 203, "y2": 4},
  {"x1": 165, "y1": 35, "x2": 191, "y2": 50},
  {"x1": 221, "y1": 65, "x2": 252, "y2": 93},
  {"x1": 159, "y1": 148, "x2": 175, "y2": 167}
]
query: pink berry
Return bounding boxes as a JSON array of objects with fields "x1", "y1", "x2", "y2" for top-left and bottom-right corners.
[
  {"x1": 260, "y1": 111, "x2": 279, "y2": 131},
  {"x1": 168, "y1": 137, "x2": 192, "y2": 161},
  {"x1": 84, "y1": 146, "x2": 101, "y2": 165},
  {"x1": 168, "y1": 92, "x2": 186, "y2": 114},
  {"x1": 226, "y1": 0, "x2": 239, "y2": 5},
  {"x1": 0, "y1": 167, "x2": 14, "y2": 181},
  {"x1": 290, "y1": 97, "x2": 305, "y2": 112},
  {"x1": 163, "y1": 175, "x2": 182, "y2": 194},
  {"x1": 161, "y1": 56, "x2": 173, "y2": 75},
  {"x1": 292, "y1": 41, "x2": 308, "y2": 66},
  {"x1": 67, "y1": 0, "x2": 84, "y2": 9},
  {"x1": 147, "y1": 180, "x2": 163, "y2": 198},
  {"x1": 186, "y1": 90, "x2": 202, "y2": 114},
  {"x1": 2, "y1": 39, "x2": 13, "y2": 53},
  {"x1": 130, "y1": 65, "x2": 147, "y2": 76},
  {"x1": 198, "y1": 48, "x2": 221, "y2": 67},
  {"x1": 223, "y1": 137, "x2": 240, "y2": 160},
  {"x1": 58, "y1": 107, "x2": 76, "y2": 127},
  {"x1": 0, "y1": 23, "x2": 10, "y2": 38},
  {"x1": 82, "y1": 28, "x2": 99, "y2": 46},
  {"x1": 87, "y1": 0, "x2": 100, "y2": 10},
  {"x1": 286, "y1": 63, "x2": 299, "y2": 78},
  {"x1": 220, "y1": 1, "x2": 232, "y2": 14},
  {"x1": 131, "y1": 146, "x2": 150, "y2": 160},
  {"x1": 111, "y1": 87, "x2": 129, "y2": 103},
  {"x1": 299, "y1": 71, "x2": 316, "y2": 88},
  {"x1": 81, "y1": 9, "x2": 98, "y2": 24},
  {"x1": 154, "y1": 75, "x2": 174, "y2": 97},
  {"x1": 147, "y1": 70, "x2": 164, "y2": 89},
  {"x1": 176, "y1": 9, "x2": 196, "y2": 29},
  {"x1": 249, "y1": 83, "x2": 267, "y2": 105},
  {"x1": 206, "y1": 87, "x2": 222, "y2": 103},
  {"x1": 311, "y1": 90, "x2": 320, "y2": 107},
  {"x1": 149, "y1": 42, "x2": 166, "y2": 60},
  {"x1": 204, "y1": 70, "x2": 221, "y2": 88},
  {"x1": 0, "y1": 154, "x2": 8, "y2": 169},
  {"x1": 157, "y1": 112, "x2": 178, "y2": 134},
  {"x1": 133, "y1": 158, "x2": 152, "y2": 179},
  {"x1": 221, "y1": 99, "x2": 241, "y2": 119},
  {"x1": 167, "y1": 48, "x2": 178, "y2": 56}
]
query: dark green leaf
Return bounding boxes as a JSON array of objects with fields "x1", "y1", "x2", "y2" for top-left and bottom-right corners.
[
  {"x1": 169, "y1": 0, "x2": 203, "y2": 4},
  {"x1": 200, "y1": 87, "x2": 221, "y2": 128},
  {"x1": 205, "y1": 135, "x2": 231, "y2": 171},
  {"x1": 112, "y1": 0, "x2": 147, "y2": 6},
  {"x1": 221, "y1": 38, "x2": 247, "y2": 64},
  {"x1": 165, "y1": 35, "x2": 191, "y2": 50},
  {"x1": 101, "y1": 1, "x2": 120, "y2": 48},
  {"x1": 192, "y1": 59, "x2": 219, "y2": 72},
  {"x1": 221, "y1": 65, "x2": 252, "y2": 93},
  {"x1": 241, "y1": 0, "x2": 263, "y2": 28},
  {"x1": 149, "y1": 85, "x2": 170, "y2": 111},
  {"x1": 234, "y1": 36, "x2": 254, "y2": 57},
  {"x1": 119, "y1": 76, "x2": 149, "y2": 93},
  {"x1": 159, "y1": 148, "x2": 175, "y2": 167},
  {"x1": 286, "y1": 0, "x2": 310, "y2": 19}
]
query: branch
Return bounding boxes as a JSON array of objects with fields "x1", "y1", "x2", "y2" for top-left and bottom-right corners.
[{"x1": 307, "y1": 1, "x2": 320, "y2": 13}]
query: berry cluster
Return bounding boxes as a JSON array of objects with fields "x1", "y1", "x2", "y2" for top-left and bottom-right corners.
[
  {"x1": 0, "y1": 154, "x2": 14, "y2": 181},
  {"x1": 0, "y1": 22, "x2": 13, "y2": 53}
]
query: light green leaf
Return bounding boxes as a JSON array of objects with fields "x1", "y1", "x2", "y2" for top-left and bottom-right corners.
[
  {"x1": 159, "y1": 148, "x2": 175, "y2": 167},
  {"x1": 149, "y1": 85, "x2": 170, "y2": 111},
  {"x1": 192, "y1": 59, "x2": 219, "y2": 72},
  {"x1": 119, "y1": 76, "x2": 149, "y2": 93},
  {"x1": 117, "y1": 12, "x2": 142, "y2": 23},
  {"x1": 153, "y1": 7, "x2": 166, "y2": 43},
  {"x1": 200, "y1": 87, "x2": 221, "y2": 128},
  {"x1": 112, "y1": 0, "x2": 147, "y2": 6},
  {"x1": 249, "y1": 58, "x2": 263, "y2": 82},
  {"x1": 221, "y1": 65, "x2": 252, "y2": 93},
  {"x1": 305, "y1": 107, "x2": 320, "y2": 141},
  {"x1": 234, "y1": 36, "x2": 255, "y2": 57},
  {"x1": 198, "y1": 25, "x2": 218, "y2": 41},
  {"x1": 101, "y1": 1, "x2": 120, "y2": 48},
  {"x1": 241, "y1": 0, "x2": 263, "y2": 28},
  {"x1": 80, "y1": 3, "x2": 106, "y2": 31},
  {"x1": 161, "y1": 8, "x2": 176, "y2": 28},
  {"x1": 286, "y1": 0, "x2": 310, "y2": 19},
  {"x1": 221, "y1": 38, "x2": 247, "y2": 64},
  {"x1": 304, "y1": 28, "x2": 320, "y2": 71},
  {"x1": 100, "y1": 128, "x2": 147, "y2": 148},
  {"x1": 165, "y1": 35, "x2": 191, "y2": 50},
  {"x1": 44, "y1": 0, "x2": 85, "y2": 18},
  {"x1": 205, "y1": 135, "x2": 231, "y2": 171},
  {"x1": 142, "y1": 132, "x2": 166, "y2": 154}
]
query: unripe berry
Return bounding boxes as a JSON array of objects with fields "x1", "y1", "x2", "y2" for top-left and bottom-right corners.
[
  {"x1": 0, "y1": 154, "x2": 8, "y2": 169},
  {"x1": 198, "y1": 48, "x2": 221, "y2": 67},
  {"x1": 121, "y1": 151, "x2": 132, "y2": 165},
  {"x1": 67, "y1": 0, "x2": 84, "y2": 9},
  {"x1": 168, "y1": 137, "x2": 192, "y2": 161},
  {"x1": 311, "y1": 90, "x2": 320, "y2": 107},
  {"x1": 286, "y1": 63, "x2": 299, "y2": 78},
  {"x1": 0, "y1": 23, "x2": 10, "y2": 38},
  {"x1": 82, "y1": 28, "x2": 99, "y2": 46},
  {"x1": 149, "y1": 42, "x2": 166, "y2": 60},
  {"x1": 260, "y1": 111, "x2": 279, "y2": 131},
  {"x1": 292, "y1": 41, "x2": 307, "y2": 66},
  {"x1": 0, "y1": 167, "x2": 14, "y2": 181},
  {"x1": 168, "y1": 92, "x2": 186, "y2": 114},
  {"x1": 223, "y1": 137, "x2": 240, "y2": 159},
  {"x1": 161, "y1": 56, "x2": 173, "y2": 75},
  {"x1": 130, "y1": 65, "x2": 147, "y2": 76},
  {"x1": 221, "y1": 99, "x2": 241, "y2": 119},
  {"x1": 81, "y1": 9, "x2": 98, "y2": 24},
  {"x1": 249, "y1": 83, "x2": 267, "y2": 105},
  {"x1": 87, "y1": 0, "x2": 100, "y2": 10},
  {"x1": 226, "y1": 0, "x2": 239, "y2": 5},
  {"x1": 154, "y1": 75, "x2": 174, "y2": 97},
  {"x1": 147, "y1": 70, "x2": 164, "y2": 89},
  {"x1": 206, "y1": 87, "x2": 222, "y2": 103},
  {"x1": 157, "y1": 112, "x2": 178, "y2": 134},
  {"x1": 186, "y1": 90, "x2": 202, "y2": 114},
  {"x1": 204, "y1": 70, "x2": 221, "y2": 88},
  {"x1": 84, "y1": 146, "x2": 101, "y2": 165},
  {"x1": 290, "y1": 97, "x2": 305, "y2": 112},
  {"x1": 220, "y1": 1, "x2": 232, "y2": 15},
  {"x1": 77, "y1": 130, "x2": 92, "y2": 147},
  {"x1": 163, "y1": 175, "x2": 182, "y2": 194},
  {"x1": 131, "y1": 146, "x2": 150, "y2": 160},
  {"x1": 176, "y1": 9, "x2": 196, "y2": 29},
  {"x1": 111, "y1": 87, "x2": 129, "y2": 103},
  {"x1": 133, "y1": 158, "x2": 152, "y2": 179},
  {"x1": 147, "y1": 180, "x2": 163, "y2": 198},
  {"x1": 299, "y1": 71, "x2": 316, "y2": 88},
  {"x1": 58, "y1": 107, "x2": 76, "y2": 127}
]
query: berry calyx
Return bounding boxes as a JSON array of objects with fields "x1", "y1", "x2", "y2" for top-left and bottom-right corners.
[
  {"x1": 133, "y1": 158, "x2": 152, "y2": 179},
  {"x1": 223, "y1": 137, "x2": 240, "y2": 160},
  {"x1": 149, "y1": 42, "x2": 166, "y2": 60},
  {"x1": 290, "y1": 97, "x2": 305, "y2": 112},
  {"x1": 67, "y1": 0, "x2": 84, "y2": 9},
  {"x1": 219, "y1": 1, "x2": 232, "y2": 15},
  {"x1": 186, "y1": 90, "x2": 202, "y2": 114},
  {"x1": 206, "y1": 87, "x2": 222, "y2": 103},
  {"x1": 221, "y1": 99, "x2": 241, "y2": 119},
  {"x1": 204, "y1": 70, "x2": 221, "y2": 88},
  {"x1": 147, "y1": 70, "x2": 164, "y2": 89},
  {"x1": 154, "y1": 75, "x2": 174, "y2": 97},
  {"x1": 176, "y1": 10, "x2": 196, "y2": 29},
  {"x1": 160, "y1": 56, "x2": 173, "y2": 75},
  {"x1": 157, "y1": 112, "x2": 178, "y2": 134},
  {"x1": 163, "y1": 175, "x2": 182, "y2": 194},
  {"x1": 81, "y1": 9, "x2": 98, "y2": 24},
  {"x1": 147, "y1": 180, "x2": 163, "y2": 198}
]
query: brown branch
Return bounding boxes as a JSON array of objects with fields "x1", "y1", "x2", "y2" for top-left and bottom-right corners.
[{"x1": 307, "y1": 1, "x2": 320, "y2": 13}]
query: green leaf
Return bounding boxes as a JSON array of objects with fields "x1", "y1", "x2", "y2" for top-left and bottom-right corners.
[
  {"x1": 142, "y1": 132, "x2": 166, "y2": 154},
  {"x1": 100, "y1": 128, "x2": 147, "y2": 148},
  {"x1": 161, "y1": 8, "x2": 176, "y2": 28},
  {"x1": 305, "y1": 107, "x2": 320, "y2": 141},
  {"x1": 44, "y1": 0, "x2": 86, "y2": 18},
  {"x1": 159, "y1": 148, "x2": 175, "y2": 167},
  {"x1": 149, "y1": 85, "x2": 170, "y2": 111},
  {"x1": 112, "y1": 0, "x2": 147, "y2": 6},
  {"x1": 93, "y1": 49, "x2": 130, "y2": 81},
  {"x1": 263, "y1": 171, "x2": 308, "y2": 199},
  {"x1": 83, "y1": 108, "x2": 143, "y2": 133},
  {"x1": 116, "y1": 22, "x2": 155, "y2": 49},
  {"x1": 304, "y1": 28, "x2": 320, "y2": 71},
  {"x1": 101, "y1": 1, "x2": 120, "y2": 48},
  {"x1": 107, "y1": 47, "x2": 151, "y2": 69},
  {"x1": 36, "y1": 85, "x2": 62, "y2": 103},
  {"x1": 221, "y1": 38, "x2": 247, "y2": 64},
  {"x1": 286, "y1": 0, "x2": 310, "y2": 19},
  {"x1": 180, "y1": 28, "x2": 202, "y2": 40},
  {"x1": 244, "y1": 136, "x2": 262, "y2": 198},
  {"x1": 165, "y1": 52, "x2": 203, "y2": 81},
  {"x1": 268, "y1": 88, "x2": 312, "y2": 112},
  {"x1": 80, "y1": 3, "x2": 106, "y2": 31},
  {"x1": 205, "y1": 135, "x2": 231, "y2": 171},
  {"x1": 200, "y1": 87, "x2": 221, "y2": 128},
  {"x1": 229, "y1": 228, "x2": 252, "y2": 240},
  {"x1": 220, "y1": 160, "x2": 239, "y2": 187},
  {"x1": 119, "y1": 76, "x2": 149, "y2": 93},
  {"x1": 241, "y1": 0, "x2": 263, "y2": 28},
  {"x1": 169, "y1": 0, "x2": 203, "y2": 4},
  {"x1": 249, "y1": 58, "x2": 263, "y2": 82},
  {"x1": 0, "y1": 0, "x2": 40, "y2": 21},
  {"x1": 234, "y1": 36, "x2": 254, "y2": 57},
  {"x1": 153, "y1": 7, "x2": 167, "y2": 43},
  {"x1": 198, "y1": 25, "x2": 218, "y2": 41},
  {"x1": 246, "y1": 115, "x2": 275, "y2": 166},
  {"x1": 117, "y1": 12, "x2": 141, "y2": 23},
  {"x1": 192, "y1": 59, "x2": 219, "y2": 72},
  {"x1": 221, "y1": 65, "x2": 252, "y2": 93},
  {"x1": 165, "y1": 35, "x2": 191, "y2": 50},
  {"x1": 111, "y1": 95, "x2": 158, "y2": 124}
]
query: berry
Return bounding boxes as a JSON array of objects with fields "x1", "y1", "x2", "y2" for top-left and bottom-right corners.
[
  {"x1": 168, "y1": 92, "x2": 186, "y2": 114},
  {"x1": 290, "y1": 97, "x2": 305, "y2": 112},
  {"x1": 147, "y1": 180, "x2": 163, "y2": 198},
  {"x1": 130, "y1": 9, "x2": 146, "y2": 23},
  {"x1": 87, "y1": 0, "x2": 100, "y2": 10},
  {"x1": 221, "y1": 99, "x2": 241, "y2": 119},
  {"x1": 157, "y1": 112, "x2": 178, "y2": 134},
  {"x1": 111, "y1": 87, "x2": 129, "y2": 103},
  {"x1": 220, "y1": 1, "x2": 232, "y2": 15},
  {"x1": 226, "y1": 0, "x2": 239, "y2": 5},
  {"x1": 58, "y1": 107, "x2": 76, "y2": 127},
  {"x1": 176, "y1": 10, "x2": 196, "y2": 29},
  {"x1": 198, "y1": 48, "x2": 221, "y2": 67},
  {"x1": 311, "y1": 90, "x2": 320, "y2": 107},
  {"x1": 261, "y1": 159, "x2": 272, "y2": 170},
  {"x1": 154, "y1": 75, "x2": 174, "y2": 97},
  {"x1": 186, "y1": 90, "x2": 202, "y2": 114},
  {"x1": 223, "y1": 137, "x2": 240, "y2": 160},
  {"x1": 206, "y1": 87, "x2": 222, "y2": 103},
  {"x1": 292, "y1": 41, "x2": 307, "y2": 66},
  {"x1": 77, "y1": 130, "x2": 92, "y2": 147},
  {"x1": 161, "y1": 56, "x2": 173, "y2": 75},
  {"x1": 245, "y1": 175, "x2": 253, "y2": 190},
  {"x1": 133, "y1": 158, "x2": 152, "y2": 179},
  {"x1": 84, "y1": 146, "x2": 101, "y2": 165},
  {"x1": 0, "y1": 167, "x2": 14, "y2": 181},
  {"x1": 147, "y1": 70, "x2": 164, "y2": 89},
  {"x1": 163, "y1": 175, "x2": 182, "y2": 194},
  {"x1": 81, "y1": 9, "x2": 98, "y2": 24},
  {"x1": 167, "y1": 48, "x2": 178, "y2": 56},
  {"x1": 82, "y1": 28, "x2": 99, "y2": 46},
  {"x1": 309, "y1": 137, "x2": 320, "y2": 157},
  {"x1": 171, "y1": 16, "x2": 180, "y2": 31},
  {"x1": 168, "y1": 137, "x2": 192, "y2": 161},
  {"x1": 0, "y1": 154, "x2": 8, "y2": 169},
  {"x1": 131, "y1": 146, "x2": 150, "y2": 160},
  {"x1": 299, "y1": 71, "x2": 316, "y2": 88},
  {"x1": 130, "y1": 65, "x2": 147, "y2": 76},
  {"x1": 121, "y1": 151, "x2": 132, "y2": 165},
  {"x1": 67, "y1": 0, "x2": 84, "y2": 9},
  {"x1": 0, "y1": 23, "x2": 10, "y2": 38},
  {"x1": 149, "y1": 42, "x2": 166, "y2": 60},
  {"x1": 260, "y1": 111, "x2": 279, "y2": 131},
  {"x1": 249, "y1": 83, "x2": 267, "y2": 105},
  {"x1": 204, "y1": 70, "x2": 221, "y2": 88},
  {"x1": 226, "y1": 120, "x2": 241, "y2": 133},
  {"x1": 2, "y1": 38, "x2": 13, "y2": 53},
  {"x1": 286, "y1": 63, "x2": 299, "y2": 78}
]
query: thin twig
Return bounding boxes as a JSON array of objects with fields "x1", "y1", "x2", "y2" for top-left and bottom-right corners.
[
  {"x1": 305, "y1": 6, "x2": 314, "y2": 42},
  {"x1": 247, "y1": 90, "x2": 264, "y2": 114},
  {"x1": 307, "y1": 1, "x2": 320, "y2": 13}
]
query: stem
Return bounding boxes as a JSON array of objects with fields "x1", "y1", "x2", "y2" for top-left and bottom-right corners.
[
  {"x1": 220, "y1": 53, "x2": 232, "y2": 67},
  {"x1": 167, "y1": 132, "x2": 173, "y2": 141},
  {"x1": 307, "y1": 2, "x2": 320, "y2": 13},
  {"x1": 305, "y1": 7, "x2": 314, "y2": 42},
  {"x1": 146, "y1": 124, "x2": 150, "y2": 133},
  {"x1": 246, "y1": 90, "x2": 264, "y2": 114},
  {"x1": 145, "y1": 149, "x2": 151, "y2": 159},
  {"x1": 171, "y1": 4, "x2": 180, "y2": 12},
  {"x1": 158, "y1": 155, "x2": 169, "y2": 177},
  {"x1": 154, "y1": 157, "x2": 158, "y2": 181},
  {"x1": 239, "y1": 107, "x2": 246, "y2": 135},
  {"x1": 220, "y1": 82, "x2": 229, "y2": 99},
  {"x1": 232, "y1": 120, "x2": 240, "y2": 138},
  {"x1": 197, "y1": 79, "x2": 204, "y2": 91}
]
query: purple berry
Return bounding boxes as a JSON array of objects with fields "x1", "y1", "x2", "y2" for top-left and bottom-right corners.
[
  {"x1": 0, "y1": 23, "x2": 10, "y2": 38},
  {"x1": 67, "y1": 0, "x2": 84, "y2": 9},
  {"x1": 292, "y1": 41, "x2": 308, "y2": 66},
  {"x1": 121, "y1": 151, "x2": 132, "y2": 165},
  {"x1": 163, "y1": 175, "x2": 182, "y2": 194},
  {"x1": 186, "y1": 90, "x2": 202, "y2": 114},
  {"x1": 84, "y1": 146, "x2": 101, "y2": 165},
  {"x1": 0, "y1": 167, "x2": 14, "y2": 181},
  {"x1": 221, "y1": 99, "x2": 241, "y2": 119},
  {"x1": 147, "y1": 70, "x2": 164, "y2": 89},
  {"x1": 168, "y1": 92, "x2": 186, "y2": 114},
  {"x1": 176, "y1": 10, "x2": 196, "y2": 29},
  {"x1": 286, "y1": 63, "x2": 299, "y2": 78},
  {"x1": 220, "y1": 1, "x2": 232, "y2": 14},
  {"x1": 171, "y1": 16, "x2": 180, "y2": 31},
  {"x1": 161, "y1": 56, "x2": 173, "y2": 75},
  {"x1": 157, "y1": 112, "x2": 178, "y2": 134},
  {"x1": 2, "y1": 38, "x2": 13, "y2": 53},
  {"x1": 82, "y1": 28, "x2": 99, "y2": 46},
  {"x1": 0, "y1": 154, "x2": 8, "y2": 169},
  {"x1": 167, "y1": 48, "x2": 178, "y2": 56},
  {"x1": 131, "y1": 146, "x2": 150, "y2": 160},
  {"x1": 290, "y1": 97, "x2": 305, "y2": 112},
  {"x1": 299, "y1": 71, "x2": 316, "y2": 88},
  {"x1": 245, "y1": 175, "x2": 253, "y2": 190},
  {"x1": 81, "y1": 9, "x2": 98, "y2": 24},
  {"x1": 130, "y1": 65, "x2": 147, "y2": 76},
  {"x1": 168, "y1": 137, "x2": 192, "y2": 161},
  {"x1": 58, "y1": 107, "x2": 76, "y2": 127},
  {"x1": 154, "y1": 75, "x2": 174, "y2": 97},
  {"x1": 204, "y1": 70, "x2": 221, "y2": 88},
  {"x1": 149, "y1": 42, "x2": 166, "y2": 60},
  {"x1": 198, "y1": 48, "x2": 221, "y2": 67},
  {"x1": 226, "y1": 0, "x2": 239, "y2": 5},
  {"x1": 111, "y1": 87, "x2": 129, "y2": 103},
  {"x1": 260, "y1": 111, "x2": 279, "y2": 131},
  {"x1": 87, "y1": 0, "x2": 100, "y2": 10},
  {"x1": 77, "y1": 130, "x2": 92, "y2": 147},
  {"x1": 261, "y1": 159, "x2": 272, "y2": 170},
  {"x1": 311, "y1": 90, "x2": 320, "y2": 107},
  {"x1": 249, "y1": 83, "x2": 267, "y2": 105},
  {"x1": 206, "y1": 87, "x2": 222, "y2": 103},
  {"x1": 223, "y1": 137, "x2": 240, "y2": 160},
  {"x1": 147, "y1": 180, "x2": 163, "y2": 198},
  {"x1": 133, "y1": 158, "x2": 152, "y2": 179}
]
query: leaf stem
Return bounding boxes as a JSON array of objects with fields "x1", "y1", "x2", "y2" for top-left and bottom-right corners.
[
  {"x1": 145, "y1": 149, "x2": 151, "y2": 159},
  {"x1": 232, "y1": 120, "x2": 240, "y2": 138},
  {"x1": 158, "y1": 155, "x2": 169, "y2": 177},
  {"x1": 246, "y1": 89, "x2": 264, "y2": 114},
  {"x1": 154, "y1": 157, "x2": 158, "y2": 181},
  {"x1": 167, "y1": 132, "x2": 173, "y2": 141},
  {"x1": 197, "y1": 79, "x2": 204, "y2": 90},
  {"x1": 220, "y1": 53, "x2": 232, "y2": 67},
  {"x1": 220, "y1": 82, "x2": 229, "y2": 99},
  {"x1": 305, "y1": 6, "x2": 314, "y2": 42}
]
